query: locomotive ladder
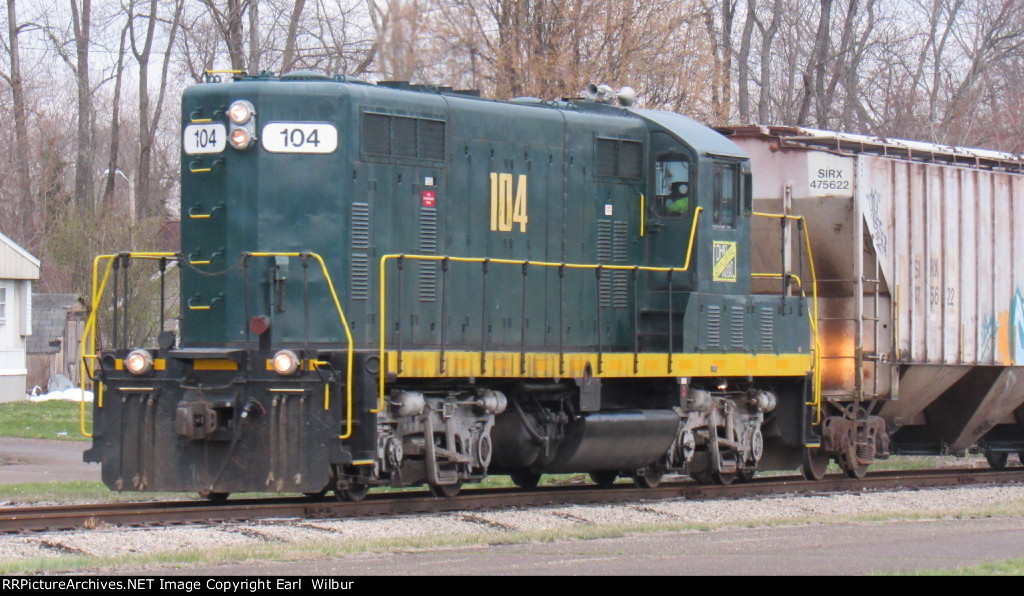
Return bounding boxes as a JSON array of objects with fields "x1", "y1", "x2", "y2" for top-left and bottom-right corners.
[{"x1": 815, "y1": 258, "x2": 884, "y2": 400}]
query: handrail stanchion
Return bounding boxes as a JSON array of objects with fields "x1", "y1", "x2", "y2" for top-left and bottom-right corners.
[
  {"x1": 246, "y1": 252, "x2": 355, "y2": 439},
  {"x1": 81, "y1": 252, "x2": 178, "y2": 438},
  {"x1": 752, "y1": 212, "x2": 822, "y2": 425}
]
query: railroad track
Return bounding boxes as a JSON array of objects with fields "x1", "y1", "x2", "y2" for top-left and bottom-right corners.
[{"x1": 3, "y1": 468, "x2": 1023, "y2": 534}]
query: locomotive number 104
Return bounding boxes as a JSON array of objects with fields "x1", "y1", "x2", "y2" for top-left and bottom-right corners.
[{"x1": 490, "y1": 172, "x2": 529, "y2": 233}]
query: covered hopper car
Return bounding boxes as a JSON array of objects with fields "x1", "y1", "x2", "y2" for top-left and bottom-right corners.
[{"x1": 82, "y1": 73, "x2": 1024, "y2": 500}]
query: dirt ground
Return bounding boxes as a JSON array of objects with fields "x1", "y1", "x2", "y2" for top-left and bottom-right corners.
[{"x1": 0, "y1": 438, "x2": 100, "y2": 484}]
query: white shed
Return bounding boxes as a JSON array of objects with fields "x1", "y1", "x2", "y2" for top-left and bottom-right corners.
[{"x1": 0, "y1": 232, "x2": 40, "y2": 402}]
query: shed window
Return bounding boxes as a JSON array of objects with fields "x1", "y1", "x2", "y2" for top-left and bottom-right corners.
[{"x1": 0, "y1": 287, "x2": 7, "y2": 324}]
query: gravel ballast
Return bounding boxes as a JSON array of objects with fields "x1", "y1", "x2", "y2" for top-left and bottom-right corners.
[{"x1": 3, "y1": 484, "x2": 1024, "y2": 569}]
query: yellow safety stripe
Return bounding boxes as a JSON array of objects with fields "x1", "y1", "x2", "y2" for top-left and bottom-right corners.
[
  {"x1": 384, "y1": 350, "x2": 812, "y2": 379},
  {"x1": 194, "y1": 359, "x2": 239, "y2": 371},
  {"x1": 376, "y1": 209, "x2": 706, "y2": 413}
]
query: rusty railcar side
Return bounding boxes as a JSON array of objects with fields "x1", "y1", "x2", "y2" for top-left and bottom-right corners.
[{"x1": 724, "y1": 126, "x2": 1024, "y2": 458}]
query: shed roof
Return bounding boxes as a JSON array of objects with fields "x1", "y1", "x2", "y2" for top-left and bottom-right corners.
[
  {"x1": 29, "y1": 293, "x2": 85, "y2": 354},
  {"x1": 0, "y1": 232, "x2": 40, "y2": 280}
]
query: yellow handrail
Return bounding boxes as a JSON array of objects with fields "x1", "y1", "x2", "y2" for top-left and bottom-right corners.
[
  {"x1": 81, "y1": 253, "x2": 177, "y2": 436},
  {"x1": 752, "y1": 212, "x2": 822, "y2": 424},
  {"x1": 751, "y1": 272, "x2": 802, "y2": 290},
  {"x1": 82, "y1": 251, "x2": 357, "y2": 442},
  {"x1": 247, "y1": 252, "x2": 355, "y2": 440},
  {"x1": 375, "y1": 208, "x2": 705, "y2": 412},
  {"x1": 640, "y1": 194, "x2": 645, "y2": 237}
]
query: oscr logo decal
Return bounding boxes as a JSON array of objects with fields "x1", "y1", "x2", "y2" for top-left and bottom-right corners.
[{"x1": 713, "y1": 241, "x2": 737, "y2": 282}]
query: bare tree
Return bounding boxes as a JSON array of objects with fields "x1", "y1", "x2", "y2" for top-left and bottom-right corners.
[
  {"x1": 371, "y1": 0, "x2": 424, "y2": 80},
  {"x1": 101, "y1": 22, "x2": 130, "y2": 209},
  {"x1": 418, "y1": 0, "x2": 706, "y2": 115},
  {"x1": 755, "y1": 0, "x2": 783, "y2": 123},
  {"x1": 199, "y1": 0, "x2": 248, "y2": 71},
  {"x1": 1, "y1": 0, "x2": 34, "y2": 246},
  {"x1": 42, "y1": 0, "x2": 97, "y2": 213},
  {"x1": 181, "y1": 0, "x2": 373, "y2": 77},
  {"x1": 736, "y1": 0, "x2": 756, "y2": 121},
  {"x1": 703, "y1": 0, "x2": 738, "y2": 123},
  {"x1": 129, "y1": 0, "x2": 184, "y2": 218},
  {"x1": 279, "y1": 0, "x2": 307, "y2": 72},
  {"x1": 70, "y1": 0, "x2": 93, "y2": 213}
]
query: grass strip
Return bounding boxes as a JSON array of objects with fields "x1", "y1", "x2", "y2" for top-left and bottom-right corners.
[{"x1": 0, "y1": 401, "x2": 92, "y2": 441}]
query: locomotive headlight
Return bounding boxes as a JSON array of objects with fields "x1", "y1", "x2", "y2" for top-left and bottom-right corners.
[
  {"x1": 229, "y1": 128, "x2": 254, "y2": 149},
  {"x1": 125, "y1": 349, "x2": 154, "y2": 376},
  {"x1": 227, "y1": 100, "x2": 255, "y2": 125},
  {"x1": 272, "y1": 349, "x2": 300, "y2": 376}
]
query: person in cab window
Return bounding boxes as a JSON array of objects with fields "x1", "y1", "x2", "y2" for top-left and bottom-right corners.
[
  {"x1": 654, "y1": 157, "x2": 690, "y2": 218},
  {"x1": 667, "y1": 181, "x2": 689, "y2": 214}
]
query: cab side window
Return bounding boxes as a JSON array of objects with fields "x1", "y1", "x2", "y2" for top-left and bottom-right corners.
[
  {"x1": 654, "y1": 157, "x2": 690, "y2": 218},
  {"x1": 713, "y1": 162, "x2": 739, "y2": 228}
]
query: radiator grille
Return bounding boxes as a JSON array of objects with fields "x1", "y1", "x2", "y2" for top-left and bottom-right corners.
[
  {"x1": 596, "y1": 221, "x2": 628, "y2": 308},
  {"x1": 350, "y1": 202, "x2": 370, "y2": 300},
  {"x1": 612, "y1": 221, "x2": 629, "y2": 308},
  {"x1": 418, "y1": 207, "x2": 437, "y2": 302},
  {"x1": 759, "y1": 307, "x2": 775, "y2": 353},
  {"x1": 597, "y1": 220, "x2": 613, "y2": 307},
  {"x1": 706, "y1": 305, "x2": 722, "y2": 350},
  {"x1": 363, "y1": 111, "x2": 446, "y2": 162},
  {"x1": 730, "y1": 305, "x2": 746, "y2": 350},
  {"x1": 596, "y1": 138, "x2": 642, "y2": 179}
]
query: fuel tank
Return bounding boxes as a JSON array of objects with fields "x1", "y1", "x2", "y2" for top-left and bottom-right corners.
[{"x1": 491, "y1": 410, "x2": 680, "y2": 473}]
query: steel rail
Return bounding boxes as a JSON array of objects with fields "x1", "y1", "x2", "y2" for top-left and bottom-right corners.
[{"x1": 3, "y1": 468, "x2": 1023, "y2": 534}]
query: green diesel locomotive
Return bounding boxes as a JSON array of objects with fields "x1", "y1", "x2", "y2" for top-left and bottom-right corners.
[{"x1": 84, "y1": 74, "x2": 824, "y2": 500}]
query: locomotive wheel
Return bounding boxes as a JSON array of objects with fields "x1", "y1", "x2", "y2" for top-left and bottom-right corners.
[
  {"x1": 633, "y1": 472, "x2": 663, "y2": 489},
  {"x1": 985, "y1": 451, "x2": 1009, "y2": 471},
  {"x1": 429, "y1": 482, "x2": 462, "y2": 498},
  {"x1": 710, "y1": 452, "x2": 741, "y2": 485},
  {"x1": 510, "y1": 472, "x2": 542, "y2": 489},
  {"x1": 589, "y1": 471, "x2": 619, "y2": 487},
  {"x1": 801, "y1": 447, "x2": 830, "y2": 481},
  {"x1": 335, "y1": 483, "x2": 370, "y2": 502}
]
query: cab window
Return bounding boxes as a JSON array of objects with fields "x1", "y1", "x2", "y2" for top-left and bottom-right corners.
[
  {"x1": 713, "y1": 162, "x2": 739, "y2": 228},
  {"x1": 654, "y1": 157, "x2": 690, "y2": 218}
]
